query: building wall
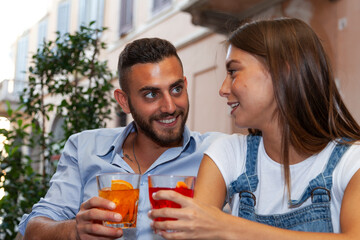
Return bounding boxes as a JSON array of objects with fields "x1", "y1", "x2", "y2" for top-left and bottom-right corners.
[
  {"x1": 333, "y1": 0, "x2": 360, "y2": 122},
  {"x1": 9, "y1": 0, "x2": 360, "y2": 136},
  {"x1": 12, "y1": 0, "x2": 231, "y2": 135},
  {"x1": 286, "y1": 0, "x2": 360, "y2": 125}
]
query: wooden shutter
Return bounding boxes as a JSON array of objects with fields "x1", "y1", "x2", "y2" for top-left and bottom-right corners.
[
  {"x1": 152, "y1": 0, "x2": 171, "y2": 14},
  {"x1": 15, "y1": 34, "x2": 29, "y2": 92},
  {"x1": 78, "y1": 0, "x2": 104, "y2": 29},
  {"x1": 119, "y1": 0, "x2": 134, "y2": 37},
  {"x1": 57, "y1": 0, "x2": 70, "y2": 36},
  {"x1": 37, "y1": 17, "x2": 48, "y2": 49}
]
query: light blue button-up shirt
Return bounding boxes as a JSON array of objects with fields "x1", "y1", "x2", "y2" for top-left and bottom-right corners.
[{"x1": 19, "y1": 122, "x2": 223, "y2": 239}]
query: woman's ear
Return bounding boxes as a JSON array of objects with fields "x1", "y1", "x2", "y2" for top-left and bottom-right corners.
[{"x1": 114, "y1": 89, "x2": 130, "y2": 114}]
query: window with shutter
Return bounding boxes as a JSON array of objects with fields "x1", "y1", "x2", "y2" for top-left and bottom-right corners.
[
  {"x1": 57, "y1": 0, "x2": 70, "y2": 36},
  {"x1": 14, "y1": 34, "x2": 29, "y2": 93},
  {"x1": 38, "y1": 17, "x2": 48, "y2": 49},
  {"x1": 152, "y1": 0, "x2": 172, "y2": 15},
  {"x1": 78, "y1": 0, "x2": 104, "y2": 29},
  {"x1": 119, "y1": 0, "x2": 134, "y2": 37}
]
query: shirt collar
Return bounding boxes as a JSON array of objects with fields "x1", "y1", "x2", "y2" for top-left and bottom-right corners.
[
  {"x1": 181, "y1": 125, "x2": 194, "y2": 150},
  {"x1": 96, "y1": 122, "x2": 136, "y2": 159},
  {"x1": 96, "y1": 122, "x2": 195, "y2": 162}
]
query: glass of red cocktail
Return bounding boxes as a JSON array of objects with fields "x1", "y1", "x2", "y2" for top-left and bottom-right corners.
[{"x1": 148, "y1": 175, "x2": 196, "y2": 221}]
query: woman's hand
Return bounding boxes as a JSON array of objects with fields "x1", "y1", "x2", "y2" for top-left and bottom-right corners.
[{"x1": 148, "y1": 190, "x2": 228, "y2": 240}]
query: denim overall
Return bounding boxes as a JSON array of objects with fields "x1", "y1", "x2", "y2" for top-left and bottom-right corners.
[{"x1": 228, "y1": 135, "x2": 350, "y2": 232}]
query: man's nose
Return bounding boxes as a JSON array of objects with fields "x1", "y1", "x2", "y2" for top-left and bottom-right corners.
[{"x1": 160, "y1": 94, "x2": 176, "y2": 114}]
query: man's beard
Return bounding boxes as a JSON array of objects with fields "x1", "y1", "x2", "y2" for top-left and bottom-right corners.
[{"x1": 128, "y1": 99, "x2": 189, "y2": 147}]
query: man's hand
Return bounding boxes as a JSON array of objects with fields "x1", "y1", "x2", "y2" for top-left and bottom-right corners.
[
  {"x1": 24, "y1": 197, "x2": 124, "y2": 240},
  {"x1": 75, "y1": 196, "x2": 124, "y2": 239}
]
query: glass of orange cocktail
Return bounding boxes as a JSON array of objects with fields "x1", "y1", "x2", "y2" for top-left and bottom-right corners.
[
  {"x1": 97, "y1": 173, "x2": 141, "y2": 228},
  {"x1": 148, "y1": 175, "x2": 196, "y2": 221}
]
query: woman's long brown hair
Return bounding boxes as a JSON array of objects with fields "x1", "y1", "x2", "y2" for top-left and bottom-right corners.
[{"x1": 228, "y1": 18, "x2": 360, "y2": 199}]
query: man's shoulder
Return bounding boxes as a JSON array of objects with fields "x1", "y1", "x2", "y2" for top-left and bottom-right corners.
[
  {"x1": 68, "y1": 127, "x2": 127, "y2": 144},
  {"x1": 81, "y1": 127, "x2": 125, "y2": 136},
  {"x1": 70, "y1": 127, "x2": 124, "y2": 138},
  {"x1": 65, "y1": 127, "x2": 128, "y2": 155}
]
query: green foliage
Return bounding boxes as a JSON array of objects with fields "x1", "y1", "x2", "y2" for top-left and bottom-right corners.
[
  {"x1": 0, "y1": 105, "x2": 50, "y2": 239},
  {"x1": 0, "y1": 22, "x2": 115, "y2": 239},
  {"x1": 23, "y1": 21, "x2": 115, "y2": 141}
]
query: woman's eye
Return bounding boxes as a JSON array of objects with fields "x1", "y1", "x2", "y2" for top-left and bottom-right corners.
[{"x1": 227, "y1": 70, "x2": 236, "y2": 76}]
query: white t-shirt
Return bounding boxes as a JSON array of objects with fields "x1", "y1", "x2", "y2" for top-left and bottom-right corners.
[{"x1": 204, "y1": 134, "x2": 360, "y2": 233}]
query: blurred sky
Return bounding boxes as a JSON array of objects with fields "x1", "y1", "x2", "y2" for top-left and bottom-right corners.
[{"x1": 0, "y1": 0, "x2": 50, "y2": 81}]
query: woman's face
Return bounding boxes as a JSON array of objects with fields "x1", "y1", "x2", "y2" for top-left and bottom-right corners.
[{"x1": 219, "y1": 45, "x2": 277, "y2": 131}]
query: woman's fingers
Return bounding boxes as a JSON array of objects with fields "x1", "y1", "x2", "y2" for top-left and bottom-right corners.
[
  {"x1": 152, "y1": 190, "x2": 192, "y2": 207},
  {"x1": 148, "y1": 194, "x2": 228, "y2": 239}
]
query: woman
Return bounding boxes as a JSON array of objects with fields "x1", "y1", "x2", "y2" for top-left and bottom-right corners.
[{"x1": 148, "y1": 18, "x2": 360, "y2": 239}]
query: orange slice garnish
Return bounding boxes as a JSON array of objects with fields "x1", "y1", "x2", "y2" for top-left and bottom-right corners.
[
  {"x1": 111, "y1": 179, "x2": 133, "y2": 190},
  {"x1": 176, "y1": 181, "x2": 188, "y2": 189}
]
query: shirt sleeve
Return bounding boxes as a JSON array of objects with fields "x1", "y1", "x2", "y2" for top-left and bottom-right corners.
[
  {"x1": 204, "y1": 134, "x2": 247, "y2": 201},
  {"x1": 18, "y1": 133, "x2": 83, "y2": 235}
]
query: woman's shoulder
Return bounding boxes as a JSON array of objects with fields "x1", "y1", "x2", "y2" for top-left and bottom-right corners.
[
  {"x1": 339, "y1": 141, "x2": 360, "y2": 166},
  {"x1": 205, "y1": 133, "x2": 249, "y2": 157},
  {"x1": 331, "y1": 140, "x2": 360, "y2": 191},
  {"x1": 214, "y1": 133, "x2": 248, "y2": 144}
]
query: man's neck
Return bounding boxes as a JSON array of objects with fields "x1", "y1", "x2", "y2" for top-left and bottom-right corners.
[
  {"x1": 122, "y1": 130, "x2": 183, "y2": 174},
  {"x1": 135, "y1": 130, "x2": 183, "y2": 159}
]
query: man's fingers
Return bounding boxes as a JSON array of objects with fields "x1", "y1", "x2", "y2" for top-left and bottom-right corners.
[
  {"x1": 79, "y1": 208, "x2": 122, "y2": 223},
  {"x1": 75, "y1": 196, "x2": 126, "y2": 239},
  {"x1": 78, "y1": 222, "x2": 123, "y2": 239},
  {"x1": 81, "y1": 196, "x2": 116, "y2": 210}
]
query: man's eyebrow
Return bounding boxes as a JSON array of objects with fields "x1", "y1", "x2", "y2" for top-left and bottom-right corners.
[
  {"x1": 139, "y1": 86, "x2": 159, "y2": 92},
  {"x1": 169, "y1": 79, "x2": 184, "y2": 89},
  {"x1": 138, "y1": 79, "x2": 184, "y2": 92}
]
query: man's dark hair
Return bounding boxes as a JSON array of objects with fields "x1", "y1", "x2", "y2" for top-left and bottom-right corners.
[{"x1": 117, "y1": 38, "x2": 183, "y2": 94}]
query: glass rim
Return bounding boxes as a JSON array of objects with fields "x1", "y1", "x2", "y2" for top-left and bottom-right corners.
[
  {"x1": 148, "y1": 174, "x2": 196, "y2": 178},
  {"x1": 96, "y1": 172, "x2": 142, "y2": 177}
]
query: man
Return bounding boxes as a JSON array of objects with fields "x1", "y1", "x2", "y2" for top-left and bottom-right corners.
[{"x1": 18, "y1": 38, "x2": 223, "y2": 239}]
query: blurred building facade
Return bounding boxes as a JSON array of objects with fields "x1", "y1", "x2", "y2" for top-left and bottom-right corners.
[{"x1": 1, "y1": 0, "x2": 360, "y2": 138}]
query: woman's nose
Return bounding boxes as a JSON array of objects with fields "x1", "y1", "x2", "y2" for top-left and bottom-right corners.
[{"x1": 219, "y1": 77, "x2": 230, "y2": 98}]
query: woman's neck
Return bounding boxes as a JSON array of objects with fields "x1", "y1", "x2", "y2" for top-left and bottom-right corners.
[{"x1": 261, "y1": 129, "x2": 311, "y2": 165}]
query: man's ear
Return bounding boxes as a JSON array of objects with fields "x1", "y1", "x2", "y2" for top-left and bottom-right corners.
[
  {"x1": 114, "y1": 89, "x2": 130, "y2": 114},
  {"x1": 184, "y1": 76, "x2": 188, "y2": 88}
]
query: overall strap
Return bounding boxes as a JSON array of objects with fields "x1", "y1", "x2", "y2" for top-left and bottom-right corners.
[
  {"x1": 228, "y1": 135, "x2": 262, "y2": 206},
  {"x1": 289, "y1": 142, "x2": 351, "y2": 207}
]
